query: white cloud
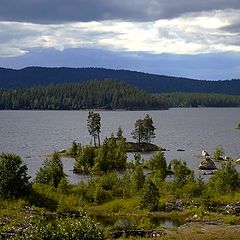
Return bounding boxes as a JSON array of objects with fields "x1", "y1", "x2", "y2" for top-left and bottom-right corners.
[{"x1": 0, "y1": 9, "x2": 240, "y2": 58}]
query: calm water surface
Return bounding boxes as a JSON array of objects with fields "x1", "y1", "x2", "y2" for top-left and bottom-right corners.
[{"x1": 0, "y1": 108, "x2": 239, "y2": 183}]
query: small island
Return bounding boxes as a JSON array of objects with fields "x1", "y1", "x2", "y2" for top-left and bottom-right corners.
[{"x1": 70, "y1": 113, "x2": 160, "y2": 174}]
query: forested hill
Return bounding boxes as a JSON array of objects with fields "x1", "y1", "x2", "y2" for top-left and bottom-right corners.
[
  {"x1": 0, "y1": 67, "x2": 239, "y2": 95},
  {"x1": 0, "y1": 80, "x2": 167, "y2": 110}
]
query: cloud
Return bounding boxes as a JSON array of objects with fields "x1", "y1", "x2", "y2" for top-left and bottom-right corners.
[
  {"x1": 0, "y1": 9, "x2": 240, "y2": 58},
  {"x1": 0, "y1": 0, "x2": 239, "y2": 23}
]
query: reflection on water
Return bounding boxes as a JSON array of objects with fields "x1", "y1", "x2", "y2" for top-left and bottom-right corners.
[{"x1": 94, "y1": 215, "x2": 184, "y2": 228}]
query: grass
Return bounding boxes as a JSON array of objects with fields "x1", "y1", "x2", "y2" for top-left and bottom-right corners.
[
  {"x1": 2, "y1": 196, "x2": 240, "y2": 240},
  {"x1": 3, "y1": 174, "x2": 240, "y2": 239},
  {"x1": 87, "y1": 196, "x2": 143, "y2": 216}
]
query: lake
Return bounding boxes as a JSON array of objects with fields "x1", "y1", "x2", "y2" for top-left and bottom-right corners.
[{"x1": 0, "y1": 108, "x2": 239, "y2": 183}]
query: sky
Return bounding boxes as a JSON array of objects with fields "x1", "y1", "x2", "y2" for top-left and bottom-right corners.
[{"x1": 0, "y1": 0, "x2": 240, "y2": 80}]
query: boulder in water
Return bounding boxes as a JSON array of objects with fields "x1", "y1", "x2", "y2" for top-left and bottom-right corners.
[
  {"x1": 58, "y1": 149, "x2": 66, "y2": 153},
  {"x1": 202, "y1": 150, "x2": 210, "y2": 157},
  {"x1": 198, "y1": 158, "x2": 217, "y2": 170}
]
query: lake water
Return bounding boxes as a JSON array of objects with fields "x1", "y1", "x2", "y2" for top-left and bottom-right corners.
[{"x1": 0, "y1": 108, "x2": 239, "y2": 183}]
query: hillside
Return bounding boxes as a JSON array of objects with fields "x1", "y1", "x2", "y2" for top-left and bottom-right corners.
[
  {"x1": 0, "y1": 80, "x2": 167, "y2": 110},
  {"x1": 0, "y1": 67, "x2": 239, "y2": 95}
]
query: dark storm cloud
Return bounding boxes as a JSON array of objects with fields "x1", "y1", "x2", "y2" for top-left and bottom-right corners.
[
  {"x1": 220, "y1": 23, "x2": 240, "y2": 33},
  {"x1": 0, "y1": 0, "x2": 240, "y2": 23}
]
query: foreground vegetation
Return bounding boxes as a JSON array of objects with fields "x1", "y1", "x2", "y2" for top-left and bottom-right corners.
[{"x1": 1, "y1": 147, "x2": 240, "y2": 239}]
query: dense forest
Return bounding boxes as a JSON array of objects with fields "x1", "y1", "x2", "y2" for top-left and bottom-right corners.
[
  {"x1": 159, "y1": 92, "x2": 240, "y2": 107},
  {"x1": 0, "y1": 80, "x2": 167, "y2": 110},
  {"x1": 0, "y1": 67, "x2": 240, "y2": 95},
  {"x1": 0, "y1": 80, "x2": 240, "y2": 109}
]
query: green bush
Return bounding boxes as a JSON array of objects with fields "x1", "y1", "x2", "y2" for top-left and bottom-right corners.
[
  {"x1": 68, "y1": 141, "x2": 81, "y2": 157},
  {"x1": 131, "y1": 163, "x2": 145, "y2": 193},
  {"x1": 74, "y1": 145, "x2": 95, "y2": 173},
  {"x1": 35, "y1": 152, "x2": 66, "y2": 188},
  {"x1": 208, "y1": 161, "x2": 240, "y2": 194},
  {"x1": 94, "y1": 186, "x2": 113, "y2": 204},
  {"x1": 140, "y1": 179, "x2": 160, "y2": 211},
  {"x1": 171, "y1": 159, "x2": 192, "y2": 189},
  {"x1": 147, "y1": 151, "x2": 167, "y2": 181},
  {"x1": 57, "y1": 178, "x2": 71, "y2": 195},
  {"x1": 13, "y1": 214, "x2": 104, "y2": 240},
  {"x1": 213, "y1": 146, "x2": 225, "y2": 160},
  {"x1": 0, "y1": 153, "x2": 31, "y2": 199}
]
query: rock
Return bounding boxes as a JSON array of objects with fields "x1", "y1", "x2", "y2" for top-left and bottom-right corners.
[
  {"x1": 126, "y1": 142, "x2": 159, "y2": 152},
  {"x1": 58, "y1": 149, "x2": 66, "y2": 153},
  {"x1": 236, "y1": 159, "x2": 240, "y2": 164},
  {"x1": 198, "y1": 158, "x2": 217, "y2": 170},
  {"x1": 160, "y1": 147, "x2": 169, "y2": 151},
  {"x1": 111, "y1": 229, "x2": 166, "y2": 238},
  {"x1": 202, "y1": 150, "x2": 210, "y2": 157},
  {"x1": 203, "y1": 171, "x2": 214, "y2": 175}
]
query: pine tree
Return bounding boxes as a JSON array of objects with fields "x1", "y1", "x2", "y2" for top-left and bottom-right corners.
[
  {"x1": 131, "y1": 119, "x2": 145, "y2": 143},
  {"x1": 143, "y1": 114, "x2": 156, "y2": 143},
  {"x1": 0, "y1": 153, "x2": 30, "y2": 199},
  {"x1": 87, "y1": 111, "x2": 101, "y2": 146},
  {"x1": 116, "y1": 126, "x2": 123, "y2": 140},
  {"x1": 140, "y1": 179, "x2": 160, "y2": 211},
  {"x1": 147, "y1": 151, "x2": 167, "y2": 181},
  {"x1": 131, "y1": 114, "x2": 156, "y2": 143}
]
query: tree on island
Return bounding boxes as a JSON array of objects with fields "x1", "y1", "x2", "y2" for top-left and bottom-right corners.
[
  {"x1": 143, "y1": 114, "x2": 156, "y2": 143},
  {"x1": 87, "y1": 111, "x2": 101, "y2": 147},
  {"x1": 131, "y1": 114, "x2": 156, "y2": 143},
  {"x1": 131, "y1": 119, "x2": 145, "y2": 143}
]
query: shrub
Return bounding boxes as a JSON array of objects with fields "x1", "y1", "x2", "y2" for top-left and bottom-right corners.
[
  {"x1": 131, "y1": 163, "x2": 145, "y2": 193},
  {"x1": 74, "y1": 145, "x2": 95, "y2": 173},
  {"x1": 35, "y1": 152, "x2": 66, "y2": 188},
  {"x1": 57, "y1": 178, "x2": 71, "y2": 195},
  {"x1": 0, "y1": 153, "x2": 30, "y2": 199},
  {"x1": 94, "y1": 186, "x2": 113, "y2": 204},
  {"x1": 208, "y1": 161, "x2": 240, "y2": 194},
  {"x1": 171, "y1": 159, "x2": 192, "y2": 188},
  {"x1": 147, "y1": 151, "x2": 166, "y2": 175},
  {"x1": 181, "y1": 174, "x2": 205, "y2": 199},
  {"x1": 68, "y1": 141, "x2": 81, "y2": 157},
  {"x1": 140, "y1": 179, "x2": 160, "y2": 211},
  {"x1": 213, "y1": 146, "x2": 225, "y2": 160},
  {"x1": 14, "y1": 213, "x2": 104, "y2": 240}
]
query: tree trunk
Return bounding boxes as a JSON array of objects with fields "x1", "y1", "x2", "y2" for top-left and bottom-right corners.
[{"x1": 97, "y1": 133, "x2": 101, "y2": 146}]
